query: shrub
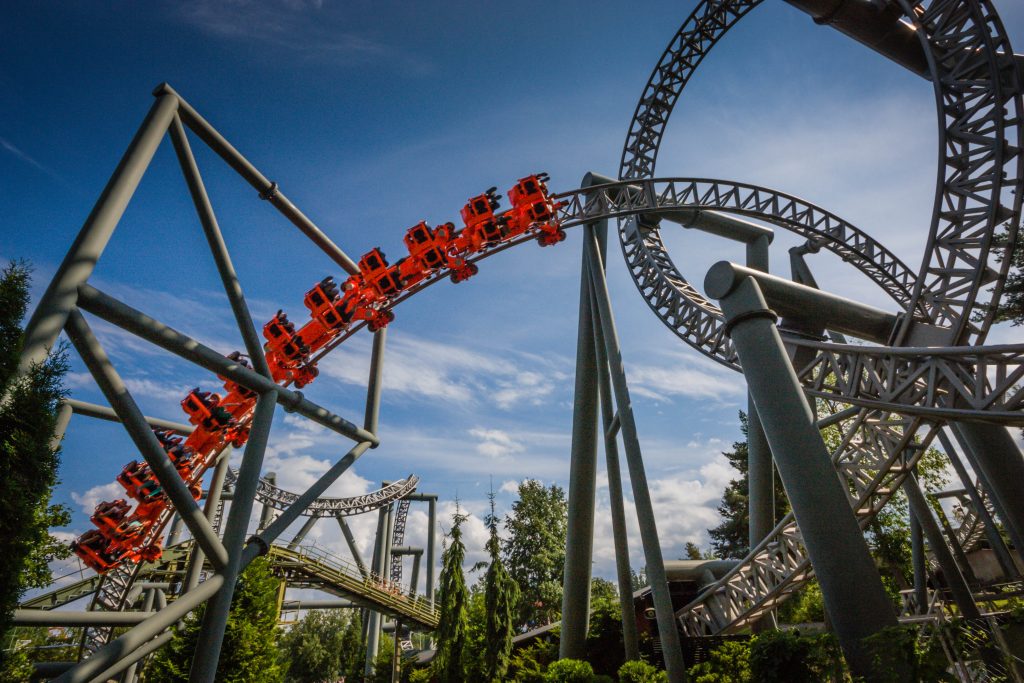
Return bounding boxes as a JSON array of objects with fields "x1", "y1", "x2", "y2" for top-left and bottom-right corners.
[
  {"x1": 617, "y1": 659, "x2": 667, "y2": 683},
  {"x1": 544, "y1": 658, "x2": 594, "y2": 682},
  {"x1": 861, "y1": 625, "x2": 954, "y2": 683},
  {"x1": 749, "y1": 629, "x2": 843, "y2": 683},
  {"x1": 688, "y1": 640, "x2": 751, "y2": 683}
]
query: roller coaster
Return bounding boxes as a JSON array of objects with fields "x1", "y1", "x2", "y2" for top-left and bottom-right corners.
[{"x1": 14, "y1": 0, "x2": 1024, "y2": 681}]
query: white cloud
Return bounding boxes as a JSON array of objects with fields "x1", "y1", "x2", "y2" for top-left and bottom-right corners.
[
  {"x1": 469, "y1": 428, "x2": 525, "y2": 459},
  {"x1": 71, "y1": 481, "x2": 124, "y2": 516}
]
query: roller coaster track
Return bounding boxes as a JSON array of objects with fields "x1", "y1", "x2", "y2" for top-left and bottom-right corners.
[
  {"x1": 75, "y1": 476, "x2": 420, "y2": 656},
  {"x1": 611, "y1": 0, "x2": 1022, "y2": 636},
  {"x1": 26, "y1": 540, "x2": 437, "y2": 632}
]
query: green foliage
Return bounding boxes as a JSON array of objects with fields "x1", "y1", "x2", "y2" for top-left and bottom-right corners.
[
  {"x1": 688, "y1": 640, "x2": 750, "y2": 683},
  {"x1": 433, "y1": 505, "x2": 469, "y2": 683},
  {"x1": 617, "y1": 659, "x2": 668, "y2": 683},
  {"x1": 483, "y1": 489, "x2": 520, "y2": 682},
  {"x1": 278, "y1": 609, "x2": 363, "y2": 683},
  {"x1": 408, "y1": 667, "x2": 432, "y2": 683},
  {"x1": 507, "y1": 640, "x2": 558, "y2": 683},
  {"x1": 503, "y1": 479, "x2": 567, "y2": 628},
  {"x1": 146, "y1": 557, "x2": 283, "y2": 682},
  {"x1": 0, "y1": 261, "x2": 70, "y2": 672},
  {"x1": 544, "y1": 658, "x2": 594, "y2": 682},
  {"x1": 708, "y1": 413, "x2": 789, "y2": 559},
  {"x1": 748, "y1": 630, "x2": 844, "y2": 683},
  {"x1": 584, "y1": 584, "x2": 625, "y2": 677},
  {"x1": 368, "y1": 634, "x2": 408, "y2": 683},
  {"x1": 860, "y1": 626, "x2": 954, "y2": 683},
  {"x1": 776, "y1": 580, "x2": 825, "y2": 625},
  {"x1": 990, "y1": 229, "x2": 1024, "y2": 326}
]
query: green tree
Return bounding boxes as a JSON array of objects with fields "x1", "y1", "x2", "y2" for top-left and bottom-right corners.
[
  {"x1": 483, "y1": 490, "x2": 520, "y2": 682},
  {"x1": 708, "y1": 413, "x2": 788, "y2": 560},
  {"x1": 0, "y1": 261, "x2": 71, "y2": 675},
  {"x1": 688, "y1": 640, "x2": 750, "y2": 683},
  {"x1": 991, "y1": 229, "x2": 1024, "y2": 325},
  {"x1": 503, "y1": 480, "x2": 567, "y2": 628},
  {"x1": 619, "y1": 659, "x2": 668, "y2": 683},
  {"x1": 146, "y1": 557, "x2": 283, "y2": 682},
  {"x1": 278, "y1": 609, "x2": 363, "y2": 683},
  {"x1": 433, "y1": 505, "x2": 469, "y2": 683}
]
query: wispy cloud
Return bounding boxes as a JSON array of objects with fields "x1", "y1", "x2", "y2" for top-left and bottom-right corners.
[
  {"x1": 170, "y1": 0, "x2": 427, "y2": 72},
  {"x1": 0, "y1": 136, "x2": 77, "y2": 190}
]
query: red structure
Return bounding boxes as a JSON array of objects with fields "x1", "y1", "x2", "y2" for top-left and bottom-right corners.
[{"x1": 73, "y1": 173, "x2": 563, "y2": 573}]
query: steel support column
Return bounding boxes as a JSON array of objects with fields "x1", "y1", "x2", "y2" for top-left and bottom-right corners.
[
  {"x1": 903, "y1": 474, "x2": 980, "y2": 619},
  {"x1": 189, "y1": 393, "x2": 276, "y2": 683},
  {"x1": 560, "y1": 216, "x2": 604, "y2": 660},
  {"x1": 586, "y1": 233, "x2": 687, "y2": 680},
  {"x1": 590, "y1": 277, "x2": 639, "y2": 662},
  {"x1": 66, "y1": 398, "x2": 193, "y2": 435},
  {"x1": 366, "y1": 503, "x2": 393, "y2": 677},
  {"x1": 288, "y1": 516, "x2": 318, "y2": 550},
  {"x1": 337, "y1": 514, "x2": 369, "y2": 576},
  {"x1": 427, "y1": 496, "x2": 437, "y2": 608},
  {"x1": 185, "y1": 449, "x2": 231, "y2": 592},
  {"x1": 167, "y1": 114, "x2": 272, "y2": 376},
  {"x1": 705, "y1": 271, "x2": 899, "y2": 678},
  {"x1": 910, "y1": 512, "x2": 927, "y2": 614},
  {"x1": 936, "y1": 429, "x2": 1019, "y2": 580},
  {"x1": 121, "y1": 587, "x2": 156, "y2": 683},
  {"x1": 258, "y1": 472, "x2": 277, "y2": 532},
  {"x1": 64, "y1": 309, "x2": 228, "y2": 570},
  {"x1": 54, "y1": 574, "x2": 224, "y2": 683},
  {"x1": 951, "y1": 422, "x2": 1024, "y2": 560},
  {"x1": 18, "y1": 91, "x2": 179, "y2": 377}
]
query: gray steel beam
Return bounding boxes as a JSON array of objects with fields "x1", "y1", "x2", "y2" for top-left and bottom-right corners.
[
  {"x1": 54, "y1": 573, "x2": 224, "y2": 683},
  {"x1": 11, "y1": 610, "x2": 156, "y2": 627},
  {"x1": 163, "y1": 84, "x2": 359, "y2": 276},
  {"x1": 784, "y1": 0, "x2": 930, "y2": 78},
  {"x1": 259, "y1": 472, "x2": 278, "y2": 532},
  {"x1": 586, "y1": 233, "x2": 687, "y2": 680},
  {"x1": 51, "y1": 400, "x2": 74, "y2": 452},
  {"x1": 75, "y1": 283, "x2": 378, "y2": 446},
  {"x1": 426, "y1": 497, "x2": 436, "y2": 607},
  {"x1": 64, "y1": 309, "x2": 228, "y2": 570},
  {"x1": 165, "y1": 513, "x2": 184, "y2": 546},
  {"x1": 903, "y1": 474, "x2": 980, "y2": 619},
  {"x1": 815, "y1": 405, "x2": 861, "y2": 429},
  {"x1": 337, "y1": 514, "x2": 368, "y2": 576},
  {"x1": 66, "y1": 398, "x2": 194, "y2": 435},
  {"x1": 936, "y1": 429, "x2": 1019, "y2": 581},
  {"x1": 663, "y1": 208, "x2": 775, "y2": 245},
  {"x1": 189, "y1": 393, "x2": 276, "y2": 682},
  {"x1": 168, "y1": 113, "x2": 272, "y2": 377},
  {"x1": 910, "y1": 512, "x2": 927, "y2": 615},
  {"x1": 18, "y1": 91, "x2": 178, "y2": 377},
  {"x1": 705, "y1": 271, "x2": 899, "y2": 678},
  {"x1": 365, "y1": 504, "x2": 392, "y2": 676},
  {"x1": 952, "y1": 422, "x2": 1024, "y2": 561},
  {"x1": 560, "y1": 214, "x2": 604, "y2": 661},
  {"x1": 705, "y1": 261, "x2": 899, "y2": 344},
  {"x1": 932, "y1": 497, "x2": 980, "y2": 587},
  {"x1": 87, "y1": 631, "x2": 173, "y2": 683},
  {"x1": 409, "y1": 551, "x2": 422, "y2": 596},
  {"x1": 121, "y1": 587, "x2": 156, "y2": 683},
  {"x1": 185, "y1": 449, "x2": 231, "y2": 592},
  {"x1": 246, "y1": 328, "x2": 384, "y2": 558},
  {"x1": 590, "y1": 275, "x2": 640, "y2": 662},
  {"x1": 288, "y1": 516, "x2": 319, "y2": 550}
]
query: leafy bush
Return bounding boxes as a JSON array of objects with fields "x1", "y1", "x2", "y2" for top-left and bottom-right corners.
[
  {"x1": 860, "y1": 625, "x2": 954, "y2": 683},
  {"x1": 408, "y1": 668, "x2": 432, "y2": 683},
  {"x1": 544, "y1": 658, "x2": 594, "y2": 682},
  {"x1": 617, "y1": 659, "x2": 667, "y2": 683},
  {"x1": 508, "y1": 641, "x2": 557, "y2": 683},
  {"x1": 749, "y1": 630, "x2": 843, "y2": 683},
  {"x1": 688, "y1": 640, "x2": 750, "y2": 683}
]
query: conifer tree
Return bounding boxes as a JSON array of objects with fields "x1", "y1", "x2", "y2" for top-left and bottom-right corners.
[
  {"x1": 0, "y1": 261, "x2": 70, "y2": 675},
  {"x1": 483, "y1": 489, "x2": 519, "y2": 682},
  {"x1": 147, "y1": 557, "x2": 283, "y2": 682},
  {"x1": 433, "y1": 504, "x2": 469, "y2": 683}
]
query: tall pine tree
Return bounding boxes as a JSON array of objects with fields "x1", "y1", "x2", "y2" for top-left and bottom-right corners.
[
  {"x1": 483, "y1": 489, "x2": 519, "y2": 682},
  {"x1": 0, "y1": 261, "x2": 71, "y2": 675},
  {"x1": 708, "y1": 412, "x2": 788, "y2": 560},
  {"x1": 502, "y1": 479, "x2": 566, "y2": 628},
  {"x1": 147, "y1": 557, "x2": 283, "y2": 682},
  {"x1": 433, "y1": 504, "x2": 469, "y2": 683}
]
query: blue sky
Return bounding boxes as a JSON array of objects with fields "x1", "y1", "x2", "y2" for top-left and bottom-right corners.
[{"x1": 3, "y1": 1, "x2": 1022, "y2": 592}]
